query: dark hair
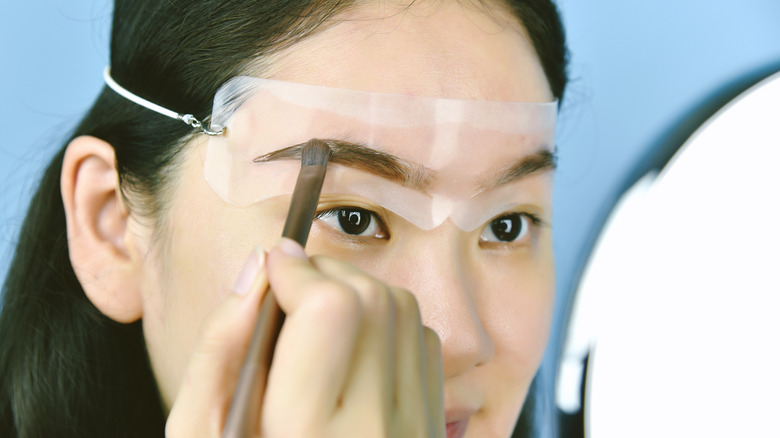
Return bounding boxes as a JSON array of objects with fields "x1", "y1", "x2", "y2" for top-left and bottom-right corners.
[{"x1": 0, "y1": 1, "x2": 567, "y2": 436}]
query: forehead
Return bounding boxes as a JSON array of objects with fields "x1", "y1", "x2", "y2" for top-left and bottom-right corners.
[{"x1": 260, "y1": 0, "x2": 552, "y2": 103}]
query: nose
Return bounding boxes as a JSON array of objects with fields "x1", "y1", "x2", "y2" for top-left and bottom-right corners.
[{"x1": 388, "y1": 223, "x2": 495, "y2": 379}]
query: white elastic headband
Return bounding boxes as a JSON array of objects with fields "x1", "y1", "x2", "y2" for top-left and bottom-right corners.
[{"x1": 102, "y1": 66, "x2": 224, "y2": 136}]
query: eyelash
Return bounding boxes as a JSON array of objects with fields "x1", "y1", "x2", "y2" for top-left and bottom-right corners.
[
  {"x1": 315, "y1": 205, "x2": 544, "y2": 247},
  {"x1": 315, "y1": 207, "x2": 390, "y2": 241},
  {"x1": 478, "y1": 211, "x2": 544, "y2": 249}
]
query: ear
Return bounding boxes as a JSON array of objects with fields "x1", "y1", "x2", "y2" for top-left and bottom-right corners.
[{"x1": 61, "y1": 136, "x2": 143, "y2": 323}]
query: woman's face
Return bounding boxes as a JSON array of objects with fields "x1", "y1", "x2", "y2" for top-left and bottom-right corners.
[{"x1": 139, "y1": 1, "x2": 555, "y2": 437}]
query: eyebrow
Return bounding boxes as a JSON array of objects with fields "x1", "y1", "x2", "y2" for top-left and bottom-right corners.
[
  {"x1": 254, "y1": 139, "x2": 556, "y2": 193},
  {"x1": 254, "y1": 139, "x2": 435, "y2": 192},
  {"x1": 478, "y1": 148, "x2": 557, "y2": 190}
]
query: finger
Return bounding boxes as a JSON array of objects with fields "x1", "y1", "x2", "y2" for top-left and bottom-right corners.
[
  {"x1": 424, "y1": 327, "x2": 446, "y2": 438},
  {"x1": 266, "y1": 238, "x2": 335, "y2": 313},
  {"x1": 262, "y1": 241, "x2": 363, "y2": 435},
  {"x1": 166, "y1": 247, "x2": 268, "y2": 438},
  {"x1": 311, "y1": 255, "x2": 396, "y2": 434},
  {"x1": 389, "y1": 287, "x2": 430, "y2": 436}
]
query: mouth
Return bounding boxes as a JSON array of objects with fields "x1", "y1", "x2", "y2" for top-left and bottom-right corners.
[
  {"x1": 445, "y1": 418, "x2": 470, "y2": 438},
  {"x1": 443, "y1": 381, "x2": 480, "y2": 438},
  {"x1": 445, "y1": 407, "x2": 476, "y2": 438}
]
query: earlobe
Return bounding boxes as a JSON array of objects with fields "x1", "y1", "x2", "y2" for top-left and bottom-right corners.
[{"x1": 61, "y1": 135, "x2": 143, "y2": 323}]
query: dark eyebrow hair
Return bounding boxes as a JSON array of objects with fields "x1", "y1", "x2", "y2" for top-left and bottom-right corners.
[
  {"x1": 254, "y1": 139, "x2": 435, "y2": 191},
  {"x1": 255, "y1": 139, "x2": 555, "y2": 193},
  {"x1": 478, "y1": 148, "x2": 557, "y2": 190}
]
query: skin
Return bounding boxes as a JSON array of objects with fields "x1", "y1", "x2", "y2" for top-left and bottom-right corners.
[{"x1": 61, "y1": 1, "x2": 555, "y2": 437}]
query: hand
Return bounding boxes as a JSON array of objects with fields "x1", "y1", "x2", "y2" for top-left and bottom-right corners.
[{"x1": 165, "y1": 238, "x2": 445, "y2": 437}]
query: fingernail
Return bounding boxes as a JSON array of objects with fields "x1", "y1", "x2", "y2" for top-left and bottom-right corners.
[
  {"x1": 233, "y1": 247, "x2": 264, "y2": 295},
  {"x1": 278, "y1": 237, "x2": 306, "y2": 258}
]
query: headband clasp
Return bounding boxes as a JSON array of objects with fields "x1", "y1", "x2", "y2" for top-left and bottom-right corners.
[{"x1": 103, "y1": 67, "x2": 224, "y2": 136}]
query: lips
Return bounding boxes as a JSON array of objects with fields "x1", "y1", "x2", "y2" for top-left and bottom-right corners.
[
  {"x1": 445, "y1": 407, "x2": 475, "y2": 438},
  {"x1": 443, "y1": 378, "x2": 480, "y2": 438},
  {"x1": 445, "y1": 418, "x2": 470, "y2": 438}
]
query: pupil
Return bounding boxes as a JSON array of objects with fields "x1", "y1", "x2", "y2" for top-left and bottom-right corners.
[
  {"x1": 491, "y1": 215, "x2": 521, "y2": 242},
  {"x1": 338, "y1": 208, "x2": 370, "y2": 235}
]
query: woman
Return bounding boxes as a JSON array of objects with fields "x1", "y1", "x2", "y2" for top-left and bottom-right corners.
[{"x1": 0, "y1": 0, "x2": 567, "y2": 436}]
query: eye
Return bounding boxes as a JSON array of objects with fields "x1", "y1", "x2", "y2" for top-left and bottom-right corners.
[
  {"x1": 480, "y1": 213, "x2": 533, "y2": 243},
  {"x1": 316, "y1": 207, "x2": 388, "y2": 238}
]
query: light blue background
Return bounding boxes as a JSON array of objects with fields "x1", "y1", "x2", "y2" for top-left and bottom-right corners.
[
  {"x1": 1, "y1": 0, "x2": 112, "y2": 281},
  {"x1": 551, "y1": 0, "x2": 780, "y2": 366},
  {"x1": 2, "y1": 1, "x2": 780, "y2": 419}
]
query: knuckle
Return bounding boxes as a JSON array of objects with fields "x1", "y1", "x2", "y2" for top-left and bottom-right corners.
[
  {"x1": 423, "y1": 326, "x2": 442, "y2": 351},
  {"x1": 352, "y1": 275, "x2": 393, "y2": 315},
  {"x1": 304, "y1": 278, "x2": 361, "y2": 318},
  {"x1": 310, "y1": 254, "x2": 392, "y2": 312},
  {"x1": 391, "y1": 287, "x2": 422, "y2": 321},
  {"x1": 308, "y1": 253, "x2": 336, "y2": 267}
]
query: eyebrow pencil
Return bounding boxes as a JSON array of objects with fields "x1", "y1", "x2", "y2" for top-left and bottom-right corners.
[{"x1": 222, "y1": 139, "x2": 332, "y2": 438}]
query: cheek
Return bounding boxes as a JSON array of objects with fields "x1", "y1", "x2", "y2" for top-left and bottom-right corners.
[
  {"x1": 474, "y1": 236, "x2": 554, "y2": 430},
  {"x1": 141, "y1": 143, "x2": 291, "y2": 408},
  {"x1": 481, "y1": 256, "x2": 555, "y2": 367},
  {"x1": 482, "y1": 229, "x2": 555, "y2": 366}
]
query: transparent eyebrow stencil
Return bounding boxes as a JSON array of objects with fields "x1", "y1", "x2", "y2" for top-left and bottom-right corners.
[{"x1": 204, "y1": 76, "x2": 557, "y2": 231}]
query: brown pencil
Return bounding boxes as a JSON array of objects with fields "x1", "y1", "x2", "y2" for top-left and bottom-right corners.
[{"x1": 222, "y1": 139, "x2": 332, "y2": 438}]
